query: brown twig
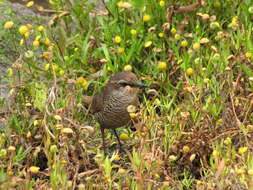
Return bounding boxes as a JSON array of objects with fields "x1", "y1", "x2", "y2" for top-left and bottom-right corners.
[
  {"x1": 210, "y1": 129, "x2": 240, "y2": 142},
  {"x1": 78, "y1": 169, "x2": 98, "y2": 178},
  {"x1": 243, "y1": 100, "x2": 253, "y2": 124},
  {"x1": 174, "y1": 0, "x2": 205, "y2": 14}
]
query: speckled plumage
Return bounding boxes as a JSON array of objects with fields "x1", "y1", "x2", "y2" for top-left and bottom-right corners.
[
  {"x1": 91, "y1": 71, "x2": 145, "y2": 153},
  {"x1": 91, "y1": 71, "x2": 139, "y2": 128}
]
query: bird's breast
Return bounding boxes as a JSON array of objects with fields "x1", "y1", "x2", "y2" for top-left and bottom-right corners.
[{"x1": 95, "y1": 93, "x2": 138, "y2": 129}]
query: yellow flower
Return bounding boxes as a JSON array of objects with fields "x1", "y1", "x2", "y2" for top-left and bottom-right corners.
[
  {"x1": 50, "y1": 145, "x2": 58, "y2": 153},
  {"x1": 25, "y1": 102, "x2": 32, "y2": 107},
  {"x1": 159, "y1": 0, "x2": 165, "y2": 7},
  {"x1": 117, "y1": 1, "x2": 132, "y2": 8},
  {"x1": 200, "y1": 38, "x2": 209, "y2": 44},
  {"x1": 114, "y1": 36, "x2": 122, "y2": 43},
  {"x1": 26, "y1": 131, "x2": 31, "y2": 138},
  {"x1": 158, "y1": 61, "x2": 167, "y2": 70},
  {"x1": 213, "y1": 1, "x2": 221, "y2": 8},
  {"x1": 120, "y1": 133, "x2": 129, "y2": 141},
  {"x1": 143, "y1": 14, "x2": 151, "y2": 22},
  {"x1": 24, "y1": 32, "x2": 30, "y2": 38},
  {"x1": 248, "y1": 169, "x2": 253, "y2": 175},
  {"x1": 129, "y1": 113, "x2": 137, "y2": 119},
  {"x1": 38, "y1": 25, "x2": 45, "y2": 32},
  {"x1": 117, "y1": 1, "x2": 124, "y2": 7},
  {"x1": 186, "y1": 68, "x2": 194, "y2": 75},
  {"x1": 33, "y1": 40, "x2": 40, "y2": 47},
  {"x1": 238, "y1": 147, "x2": 248, "y2": 154},
  {"x1": 168, "y1": 155, "x2": 177, "y2": 161},
  {"x1": 44, "y1": 64, "x2": 50, "y2": 71},
  {"x1": 59, "y1": 70, "x2": 65, "y2": 76},
  {"x1": 130, "y1": 29, "x2": 137, "y2": 35},
  {"x1": 54, "y1": 115, "x2": 62, "y2": 121},
  {"x1": 236, "y1": 169, "x2": 245, "y2": 175},
  {"x1": 217, "y1": 118, "x2": 222, "y2": 124},
  {"x1": 49, "y1": 0, "x2": 55, "y2": 5},
  {"x1": 26, "y1": 24, "x2": 33, "y2": 30},
  {"x1": 174, "y1": 34, "x2": 180, "y2": 40},
  {"x1": 181, "y1": 40, "x2": 188, "y2": 47},
  {"x1": 245, "y1": 52, "x2": 252, "y2": 58},
  {"x1": 8, "y1": 146, "x2": 16, "y2": 152},
  {"x1": 82, "y1": 82, "x2": 89, "y2": 90},
  {"x1": 76, "y1": 77, "x2": 85, "y2": 84},
  {"x1": 224, "y1": 137, "x2": 231, "y2": 145},
  {"x1": 33, "y1": 120, "x2": 39, "y2": 126},
  {"x1": 170, "y1": 27, "x2": 177, "y2": 34},
  {"x1": 201, "y1": 13, "x2": 209, "y2": 20},
  {"x1": 26, "y1": 1, "x2": 34, "y2": 7},
  {"x1": 127, "y1": 105, "x2": 136, "y2": 113},
  {"x1": 64, "y1": 56, "x2": 69, "y2": 61},
  {"x1": 144, "y1": 41, "x2": 152, "y2": 48},
  {"x1": 20, "y1": 39, "x2": 24, "y2": 46},
  {"x1": 19, "y1": 25, "x2": 28, "y2": 35},
  {"x1": 203, "y1": 78, "x2": 209, "y2": 84},
  {"x1": 248, "y1": 124, "x2": 253, "y2": 131},
  {"x1": 42, "y1": 51, "x2": 53, "y2": 59},
  {"x1": 4, "y1": 21, "x2": 14, "y2": 29},
  {"x1": 35, "y1": 35, "x2": 41, "y2": 41},
  {"x1": 107, "y1": 66, "x2": 112, "y2": 71},
  {"x1": 249, "y1": 6, "x2": 253, "y2": 14},
  {"x1": 212, "y1": 150, "x2": 219, "y2": 157},
  {"x1": 122, "y1": 2, "x2": 132, "y2": 8},
  {"x1": 182, "y1": 145, "x2": 190, "y2": 153},
  {"x1": 53, "y1": 64, "x2": 59, "y2": 72},
  {"x1": 124, "y1": 65, "x2": 132, "y2": 71},
  {"x1": 232, "y1": 16, "x2": 238, "y2": 22},
  {"x1": 61, "y1": 128, "x2": 74, "y2": 134},
  {"x1": 29, "y1": 166, "x2": 40, "y2": 174},
  {"x1": 189, "y1": 154, "x2": 196, "y2": 162},
  {"x1": 117, "y1": 47, "x2": 125, "y2": 54},
  {"x1": 44, "y1": 38, "x2": 51, "y2": 46},
  {"x1": 76, "y1": 77, "x2": 88, "y2": 88},
  {"x1": 158, "y1": 32, "x2": 164, "y2": 37},
  {"x1": 193, "y1": 42, "x2": 200, "y2": 50},
  {"x1": 118, "y1": 168, "x2": 126, "y2": 174},
  {"x1": 210, "y1": 22, "x2": 220, "y2": 29},
  {"x1": 7, "y1": 68, "x2": 13, "y2": 77},
  {"x1": 229, "y1": 16, "x2": 239, "y2": 28}
]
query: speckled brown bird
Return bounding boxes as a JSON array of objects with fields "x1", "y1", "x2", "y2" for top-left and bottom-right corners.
[{"x1": 91, "y1": 71, "x2": 147, "y2": 153}]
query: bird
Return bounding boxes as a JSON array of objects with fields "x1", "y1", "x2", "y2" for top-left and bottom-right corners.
[{"x1": 90, "y1": 71, "x2": 147, "y2": 154}]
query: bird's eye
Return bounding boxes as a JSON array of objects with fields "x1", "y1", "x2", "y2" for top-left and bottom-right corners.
[{"x1": 118, "y1": 81, "x2": 129, "y2": 86}]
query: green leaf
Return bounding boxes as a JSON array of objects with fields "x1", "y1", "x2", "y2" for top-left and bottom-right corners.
[
  {"x1": 104, "y1": 156, "x2": 112, "y2": 175},
  {"x1": 241, "y1": 64, "x2": 253, "y2": 78},
  {"x1": 129, "y1": 0, "x2": 145, "y2": 8},
  {"x1": 101, "y1": 45, "x2": 111, "y2": 63},
  {"x1": 34, "y1": 83, "x2": 47, "y2": 112},
  {"x1": 126, "y1": 38, "x2": 143, "y2": 63},
  {"x1": 14, "y1": 146, "x2": 32, "y2": 163},
  {"x1": 82, "y1": 27, "x2": 93, "y2": 64}
]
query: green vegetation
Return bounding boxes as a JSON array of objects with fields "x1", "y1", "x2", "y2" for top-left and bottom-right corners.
[{"x1": 1, "y1": 0, "x2": 253, "y2": 189}]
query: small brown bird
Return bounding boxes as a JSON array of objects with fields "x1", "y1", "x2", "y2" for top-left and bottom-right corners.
[{"x1": 91, "y1": 71, "x2": 147, "y2": 153}]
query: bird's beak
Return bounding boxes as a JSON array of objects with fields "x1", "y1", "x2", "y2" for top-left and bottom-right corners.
[{"x1": 132, "y1": 82, "x2": 149, "y2": 88}]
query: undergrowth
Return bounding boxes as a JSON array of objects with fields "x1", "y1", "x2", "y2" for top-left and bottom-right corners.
[{"x1": 1, "y1": 0, "x2": 253, "y2": 189}]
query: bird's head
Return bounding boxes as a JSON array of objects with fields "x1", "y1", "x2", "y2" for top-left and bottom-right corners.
[{"x1": 109, "y1": 71, "x2": 148, "y2": 95}]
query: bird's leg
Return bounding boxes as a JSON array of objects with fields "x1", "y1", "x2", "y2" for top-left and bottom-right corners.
[
  {"x1": 113, "y1": 129, "x2": 124, "y2": 152},
  {"x1": 100, "y1": 127, "x2": 107, "y2": 155}
]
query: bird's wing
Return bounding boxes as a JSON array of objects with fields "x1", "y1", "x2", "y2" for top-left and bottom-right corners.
[
  {"x1": 91, "y1": 84, "x2": 114, "y2": 114},
  {"x1": 91, "y1": 92, "x2": 104, "y2": 114}
]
